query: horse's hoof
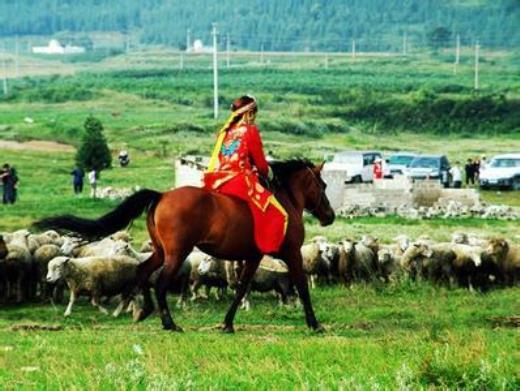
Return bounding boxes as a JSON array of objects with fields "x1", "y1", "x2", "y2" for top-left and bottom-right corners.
[
  {"x1": 312, "y1": 324, "x2": 326, "y2": 333},
  {"x1": 221, "y1": 325, "x2": 235, "y2": 334},
  {"x1": 171, "y1": 324, "x2": 184, "y2": 333},
  {"x1": 163, "y1": 322, "x2": 183, "y2": 332}
]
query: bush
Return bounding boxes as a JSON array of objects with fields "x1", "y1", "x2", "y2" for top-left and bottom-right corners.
[{"x1": 75, "y1": 116, "x2": 112, "y2": 172}]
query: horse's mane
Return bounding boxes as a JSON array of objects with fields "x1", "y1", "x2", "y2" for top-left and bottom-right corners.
[{"x1": 270, "y1": 159, "x2": 314, "y2": 189}]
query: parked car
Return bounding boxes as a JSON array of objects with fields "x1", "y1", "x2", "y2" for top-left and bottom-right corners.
[
  {"x1": 387, "y1": 152, "x2": 418, "y2": 176},
  {"x1": 325, "y1": 151, "x2": 383, "y2": 183},
  {"x1": 405, "y1": 154, "x2": 450, "y2": 183},
  {"x1": 479, "y1": 153, "x2": 520, "y2": 190}
]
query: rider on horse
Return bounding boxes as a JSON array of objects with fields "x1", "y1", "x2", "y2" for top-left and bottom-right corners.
[{"x1": 203, "y1": 95, "x2": 288, "y2": 254}]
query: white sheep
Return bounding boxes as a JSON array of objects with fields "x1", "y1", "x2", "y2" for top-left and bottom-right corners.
[
  {"x1": 301, "y1": 242, "x2": 326, "y2": 289},
  {"x1": 338, "y1": 240, "x2": 377, "y2": 284},
  {"x1": 46, "y1": 255, "x2": 139, "y2": 317},
  {"x1": 62, "y1": 237, "x2": 128, "y2": 258}
]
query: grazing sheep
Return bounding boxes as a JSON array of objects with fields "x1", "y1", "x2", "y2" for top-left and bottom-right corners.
[
  {"x1": 361, "y1": 235, "x2": 380, "y2": 254},
  {"x1": 63, "y1": 238, "x2": 128, "y2": 258},
  {"x1": 140, "y1": 239, "x2": 153, "y2": 253},
  {"x1": 0, "y1": 235, "x2": 8, "y2": 300},
  {"x1": 338, "y1": 240, "x2": 377, "y2": 285},
  {"x1": 394, "y1": 235, "x2": 411, "y2": 253},
  {"x1": 450, "y1": 244, "x2": 483, "y2": 289},
  {"x1": 28, "y1": 230, "x2": 64, "y2": 253},
  {"x1": 485, "y1": 238, "x2": 520, "y2": 286},
  {"x1": 376, "y1": 245, "x2": 403, "y2": 283},
  {"x1": 111, "y1": 230, "x2": 132, "y2": 243},
  {"x1": 311, "y1": 236, "x2": 340, "y2": 283},
  {"x1": 236, "y1": 256, "x2": 295, "y2": 310},
  {"x1": 301, "y1": 242, "x2": 330, "y2": 288},
  {"x1": 33, "y1": 244, "x2": 62, "y2": 301},
  {"x1": 2, "y1": 242, "x2": 33, "y2": 303},
  {"x1": 451, "y1": 232, "x2": 468, "y2": 244},
  {"x1": 400, "y1": 243, "x2": 438, "y2": 282},
  {"x1": 46, "y1": 255, "x2": 139, "y2": 317},
  {"x1": 195, "y1": 256, "x2": 230, "y2": 300},
  {"x1": 0, "y1": 235, "x2": 8, "y2": 259},
  {"x1": 322, "y1": 243, "x2": 341, "y2": 283},
  {"x1": 451, "y1": 232, "x2": 489, "y2": 247},
  {"x1": 149, "y1": 259, "x2": 192, "y2": 307}
]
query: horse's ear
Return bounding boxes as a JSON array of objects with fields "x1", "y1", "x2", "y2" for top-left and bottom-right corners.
[{"x1": 314, "y1": 161, "x2": 325, "y2": 173}]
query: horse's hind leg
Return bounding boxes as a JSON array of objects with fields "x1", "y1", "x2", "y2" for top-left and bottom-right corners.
[
  {"x1": 155, "y1": 249, "x2": 192, "y2": 331},
  {"x1": 135, "y1": 251, "x2": 163, "y2": 322},
  {"x1": 222, "y1": 257, "x2": 261, "y2": 333}
]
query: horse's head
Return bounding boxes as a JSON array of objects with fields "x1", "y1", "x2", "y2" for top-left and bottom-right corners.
[
  {"x1": 271, "y1": 160, "x2": 335, "y2": 227},
  {"x1": 302, "y1": 162, "x2": 335, "y2": 226}
]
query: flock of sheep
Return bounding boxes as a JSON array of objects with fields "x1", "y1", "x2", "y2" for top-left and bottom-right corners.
[{"x1": 0, "y1": 227, "x2": 519, "y2": 321}]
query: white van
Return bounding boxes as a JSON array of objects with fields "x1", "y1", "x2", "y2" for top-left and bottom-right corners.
[{"x1": 325, "y1": 151, "x2": 383, "y2": 183}]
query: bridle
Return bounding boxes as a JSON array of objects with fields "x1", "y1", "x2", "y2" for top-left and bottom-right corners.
[{"x1": 304, "y1": 167, "x2": 326, "y2": 214}]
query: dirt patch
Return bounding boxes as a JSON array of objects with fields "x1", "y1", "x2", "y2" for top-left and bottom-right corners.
[
  {"x1": 11, "y1": 323, "x2": 63, "y2": 332},
  {"x1": 489, "y1": 316, "x2": 520, "y2": 328},
  {"x1": 0, "y1": 140, "x2": 75, "y2": 153}
]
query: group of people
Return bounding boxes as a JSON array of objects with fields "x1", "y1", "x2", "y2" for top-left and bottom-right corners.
[
  {"x1": 0, "y1": 164, "x2": 19, "y2": 205},
  {"x1": 70, "y1": 151, "x2": 129, "y2": 198},
  {"x1": 449, "y1": 156, "x2": 487, "y2": 188},
  {"x1": 71, "y1": 167, "x2": 98, "y2": 198}
]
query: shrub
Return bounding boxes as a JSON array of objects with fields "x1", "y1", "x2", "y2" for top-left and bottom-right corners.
[{"x1": 75, "y1": 116, "x2": 112, "y2": 172}]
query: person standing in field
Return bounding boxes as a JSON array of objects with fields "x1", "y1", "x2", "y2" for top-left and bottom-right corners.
[
  {"x1": 0, "y1": 164, "x2": 17, "y2": 204},
  {"x1": 88, "y1": 168, "x2": 98, "y2": 198},
  {"x1": 450, "y1": 161, "x2": 462, "y2": 188},
  {"x1": 481, "y1": 155, "x2": 488, "y2": 170},
  {"x1": 473, "y1": 157, "x2": 481, "y2": 181},
  {"x1": 372, "y1": 158, "x2": 383, "y2": 180},
  {"x1": 71, "y1": 166, "x2": 85, "y2": 195},
  {"x1": 465, "y1": 158, "x2": 475, "y2": 186}
]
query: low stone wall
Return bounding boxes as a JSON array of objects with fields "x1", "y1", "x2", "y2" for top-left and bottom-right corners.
[{"x1": 175, "y1": 156, "x2": 208, "y2": 188}]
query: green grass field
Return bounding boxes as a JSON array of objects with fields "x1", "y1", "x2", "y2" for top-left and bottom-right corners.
[
  {"x1": 0, "y1": 51, "x2": 519, "y2": 389},
  {"x1": 0, "y1": 284, "x2": 519, "y2": 389}
]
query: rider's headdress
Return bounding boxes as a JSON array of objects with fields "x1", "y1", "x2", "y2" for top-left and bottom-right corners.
[{"x1": 207, "y1": 95, "x2": 258, "y2": 172}]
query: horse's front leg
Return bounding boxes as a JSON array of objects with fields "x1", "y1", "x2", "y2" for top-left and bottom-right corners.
[
  {"x1": 222, "y1": 258, "x2": 261, "y2": 333},
  {"x1": 282, "y1": 248, "x2": 323, "y2": 332}
]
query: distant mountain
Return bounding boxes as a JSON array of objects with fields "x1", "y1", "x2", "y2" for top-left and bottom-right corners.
[{"x1": 0, "y1": 0, "x2": 518, "y2": 50}]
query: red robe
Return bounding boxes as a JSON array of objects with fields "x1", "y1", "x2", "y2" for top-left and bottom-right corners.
[{"x1": 203, "y1": 123, "x2": 287, "y2": 253}]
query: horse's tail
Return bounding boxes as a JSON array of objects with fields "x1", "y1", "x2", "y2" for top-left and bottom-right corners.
[{"x1": 34, "y1": 189, "x2": 162, "y2": 239}]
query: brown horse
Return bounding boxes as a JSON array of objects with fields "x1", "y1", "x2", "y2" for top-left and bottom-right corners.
[{"x1": 36, "y1": 159, "x2": 335, "y2": 332}]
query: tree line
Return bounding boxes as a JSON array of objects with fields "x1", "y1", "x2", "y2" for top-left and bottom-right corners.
[{"x1": 0, "y1": 0, "x2": 518, "y2": 51}]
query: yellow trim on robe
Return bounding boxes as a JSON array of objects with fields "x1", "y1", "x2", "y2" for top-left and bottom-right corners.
[{"x1": 269, "y1": 195, "x2": 289, "y2": 235}]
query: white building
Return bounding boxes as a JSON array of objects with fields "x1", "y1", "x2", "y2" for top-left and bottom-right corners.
[
  {"x1": 187, "y1": 39, "x2": 213, "y2": 53},
  {"x1": 32, "y1": 39, "x2": 85, "y2": 55}
]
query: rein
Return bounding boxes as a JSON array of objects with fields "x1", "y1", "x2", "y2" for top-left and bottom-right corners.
[{"x1": 304, "y1": 168, "x2": 325, "y2": 214}]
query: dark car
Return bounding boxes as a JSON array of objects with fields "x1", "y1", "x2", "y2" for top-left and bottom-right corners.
[{"x1": 405, "y1": 154, "x2": 450, "y2": 183}]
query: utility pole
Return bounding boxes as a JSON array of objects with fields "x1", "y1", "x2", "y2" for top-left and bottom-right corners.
[
  {"x1": 186, "y1": 28, "x2": 191, "y2": 52},
  {"x1": 212, "y1": 23, "x2": 219, "y2": 119},
  {"x1": 226, "y1": 33, "x2": 230, "y2": 68},
  {"x1": 351, "y1": 39, "x2": 356, "y2": 59},
  {"x1": 15, "y1": 35, "x2": 19, "y2": 79},
  {"x1": 454, "y1": 34, "x2": 460, "y2": 74},
  {"x1": 125, "y1": 33, "x2": 130, "y2": 54},
  {"x1": 260, "y1": 43, "x2": 265, "y2": 64},
  {"x1": 402, "y1": 32, "x2": 407, "y2": 56},
  {"x1": 2, "y1": 51, "x2": 8, "y2": 96},
  {"x1": 474, "y1": 40, "x2": 480, "y2": 90}
]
